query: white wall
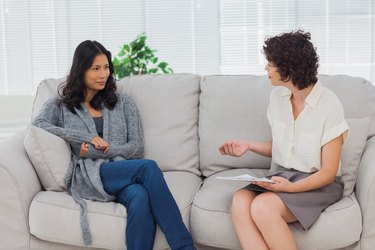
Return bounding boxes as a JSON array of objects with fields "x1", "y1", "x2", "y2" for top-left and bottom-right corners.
[{"x1": 0, "y1": 95, "x2": 34, "y2": 140}]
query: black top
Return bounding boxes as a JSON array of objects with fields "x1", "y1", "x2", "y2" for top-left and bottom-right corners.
[{"x1": 93, "y1": 117, "x2": 104, "y2": 137}]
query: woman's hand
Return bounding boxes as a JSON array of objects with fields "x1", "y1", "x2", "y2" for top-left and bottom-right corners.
[
  {"x1": 252, "y1": 176, "x2": 295, "y2": 192},
  {"x1": 219, "y1": 141, "x2": 250, "y2": 157},
  {"x1": 91, "y1": 136, "x2": 109, "y2": 153},
  {"x1": 80, "y1": 143, "x2": 89, "y2": 157}
]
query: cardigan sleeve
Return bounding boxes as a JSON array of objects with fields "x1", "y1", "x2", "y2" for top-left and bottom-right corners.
[
  {"x1": 84, "y1": 94, "x2": 144, "y2": 160},
  {"x1": 32, "y1": 98, "x2": 93, "y2": 144}
]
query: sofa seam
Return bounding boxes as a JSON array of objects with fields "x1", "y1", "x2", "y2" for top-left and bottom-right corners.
[
  {"x1": 34, "y1": 194, "x2": 195, "y2": 221},
  {"x1": 32, "y1": 198, "x2": 127, "y2": 219},
  {"x1": 322, "y1": 195, "x2": 357, "y2": 213},
  {"x1": 30, "y1": 232, "x2": 122, "y2": 250},
  {"x1": 314, "y1": 238, "x2": 360, "y2": 250},
  {"x1": 192, "y1": 192, "x2": 357, "y2": 215},
  {"x1": 0, "y1": 162, "x2": 31, "y2": 249},
  {"x1": 191, "y1": 203, "x2": 232, "y2": 215},
  {"x1": 196, "y1": 241, "x2": 241, "y2": 250},
  {"x1": 360, "y1": 169, "x2": 375, "y2": 249},
  {"x1": 187, "y1": 178, "x2": 203, "y2": 206}
]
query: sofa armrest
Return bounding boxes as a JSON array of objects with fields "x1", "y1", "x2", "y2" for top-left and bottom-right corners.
[
  {"x1": 355, "y1": 136, "x2": 375, "y2": 250},
  {"x1": 0, "y1": 129, "x2": 43, "y2": 249}
]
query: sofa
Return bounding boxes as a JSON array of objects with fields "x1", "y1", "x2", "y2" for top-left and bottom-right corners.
[{"x1": 1, "y1": 73, "x2": 375, "y2": 250}]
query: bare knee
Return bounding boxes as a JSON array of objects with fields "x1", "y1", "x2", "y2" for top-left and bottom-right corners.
[
  {"x1": 251, "y1": 193, "x2": 281, "y2": 225},
  {"x1": 231, "y1": 190, "x2": 256, "y2": 219}
]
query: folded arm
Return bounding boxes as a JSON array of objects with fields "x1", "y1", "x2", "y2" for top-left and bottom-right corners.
[
  {"x1": 83, "y1": 95, "x2": 144, "y2": 160},
  {"x1": 32, "y1": 98, "x2": 93, "y2": 144}
]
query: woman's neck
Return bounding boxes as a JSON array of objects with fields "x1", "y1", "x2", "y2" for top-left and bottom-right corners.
[
  {"x1": 84, "y1": 89, "x2": 98, "y2": 104},
  {"x1": 289, "y1": 84, "x2": 313, "y2": 104},
  {"x1": 83, "y1": 90, "x2": 102, "y2": 117}
]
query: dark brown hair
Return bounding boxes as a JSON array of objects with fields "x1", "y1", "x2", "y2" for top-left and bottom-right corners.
[
  {"x1": 58, "y1": 40, "x2": 117, "y2": 112},
  {"x1": 263, "y1": 30, "x2": 319, "y2": 90}
]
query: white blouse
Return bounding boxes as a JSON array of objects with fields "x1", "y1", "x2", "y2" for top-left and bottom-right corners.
[{"x1": 268, "y1": 81, "x2": 349, "y2": 174}]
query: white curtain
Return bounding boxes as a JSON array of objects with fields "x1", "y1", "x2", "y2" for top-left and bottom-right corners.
[{"x1": 0, "y1": 0, "x2": 374, "y2": 96}]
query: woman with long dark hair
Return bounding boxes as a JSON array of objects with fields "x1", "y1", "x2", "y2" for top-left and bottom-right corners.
[{"x1": 32, "y1": 40, "x2": 196, "y2": 250}]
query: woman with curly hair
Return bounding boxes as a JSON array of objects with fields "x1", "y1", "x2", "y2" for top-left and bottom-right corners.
[
  {"x1": 32, "y1": 40, "x2": 196, "y2": 250},
  {"x1": 219, "y1": 30, "x2": 349, "y2": 249}
]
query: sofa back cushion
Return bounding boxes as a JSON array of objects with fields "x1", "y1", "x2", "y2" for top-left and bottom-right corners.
[
  {"x1": 341, "y1": 118, "x2": 370, "y2": 196},
  {"x1": 320, "y1": 75, "x2": 375, "y2": 136},
  {"x1": 32, "y1": 77, "x2": 66, "y2": 119},
  {"x1": 199, "y1": 75, "x2": 274, "y2": 177},
  {"x1": 31, "y1": 74, "x2": 201, "y2": 175},
  {"x1": 119, "y1": 74, "x2": 200, "y2": 174}
]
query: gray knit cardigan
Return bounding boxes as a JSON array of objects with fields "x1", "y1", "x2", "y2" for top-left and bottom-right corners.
[{"x1": 32, "y1": 93, "x2": 144, "y2": 245}]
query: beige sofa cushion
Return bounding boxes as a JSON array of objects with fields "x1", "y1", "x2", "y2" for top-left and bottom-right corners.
[
  {"x1": 32, "y1": 77, "x2": 65, "y2": 119},
  {"x1": 29, "y1": 172, "x2": 201, "y2": 250},
  {"x1": 191, "y1": 168, "x2": 362, "y2": 250},
  {"x1": 199, "y1": 75, "x2": 274, "y2": 177},
  {"x1": 24, "y1": 125, "x2": 71, "y2": 191},
  {"x1": 341, "y1": 118, "x2": 371, "y2": 196},
  {"x1": 120, "y1": 74, "x2": 201, "y2": 174},
  {"x1": 319, "y1": 75, "x2": 375, "y2": 136}
]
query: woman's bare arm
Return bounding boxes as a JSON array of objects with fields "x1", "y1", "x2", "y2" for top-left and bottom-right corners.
[{"x1": 219, "y1": 140, "x2": 272, "y2": 158}]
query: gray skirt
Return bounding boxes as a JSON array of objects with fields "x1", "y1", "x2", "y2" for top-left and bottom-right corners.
[{"x1": 241, "y1": 167, "x2": 344, "y2": 230}]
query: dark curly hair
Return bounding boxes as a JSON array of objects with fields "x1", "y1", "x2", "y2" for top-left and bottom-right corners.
[
  {"x1": 263, "y1": 30, "x2": 319, "y2": 90},
  {"x1": 58, "y1": 40, "x2": 117, "y2": 113}
]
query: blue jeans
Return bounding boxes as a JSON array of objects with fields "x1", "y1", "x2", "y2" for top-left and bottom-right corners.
[{"x1": 100, "y1": 159, "x2": 195, "y2": 250}]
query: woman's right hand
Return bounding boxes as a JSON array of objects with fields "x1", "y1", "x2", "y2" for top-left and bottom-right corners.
[
  {"x1": 91, "y1": 136, "x2": 109, "y2": 153},
  {"x1": 219, "y1": 141, "x2": 250, "y2": 157},
  {"x1": 80, "y1": 143, "x2": 89, "y2": 157}
]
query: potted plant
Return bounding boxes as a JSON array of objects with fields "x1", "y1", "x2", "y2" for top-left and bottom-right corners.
[{"x1": 112, "y1": 33, "x2": 173, "y2": 80}]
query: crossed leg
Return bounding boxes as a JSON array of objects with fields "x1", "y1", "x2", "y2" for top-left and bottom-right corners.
[{"x1": 231, "y1": 189, "x2": 297, "y2": 250}]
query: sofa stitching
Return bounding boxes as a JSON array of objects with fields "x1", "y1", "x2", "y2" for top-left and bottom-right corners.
[
  {"x1": 32, "y1": 197, "x2": 193, "y2": 223},
  {"x1": 316, "y1": 239, "x2": 359, "y2": 250},
  {"x1": 185, "y1": 179, "x2": 203, "y2": 209},
  {"x1": 32, "y1": 196, "x2": 193, "y2": 219},
  {"x1": 360, "y1": 167, "x2": 375, "y2": 249},
  {"x1": 30, "y1": 232, "x2": 123, "y2": 250},
  {"x1": 191, "y1": 193, "x2": 357, "y2": 215},
  {"x1": 32, "y1": 198, "x2": 126, "y2": 219},
  {"x1": 191, "y1": 203, "x2": 232, "y2": 215},
  {"x1": 0, "y1": 163, "x2": 31, "y2": 249}
]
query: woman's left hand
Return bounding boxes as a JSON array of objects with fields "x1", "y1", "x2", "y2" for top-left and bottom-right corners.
[
  {"x1": 91, "y1": 136, "x2": 109, "y2": 153},
  {"x1": 252, "y1": 176, "x2": 295, "y2": 192}
]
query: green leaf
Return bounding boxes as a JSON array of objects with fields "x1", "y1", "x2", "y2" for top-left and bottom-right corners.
[
  {"x1": 118, "y1": 50, "x2": 125, "y2": 57},
  {"x1": 149, "y1": 68, "x2": 159, "y2": 74},
  {"x1": 123, "y1": 44, "x2": 130, "y2": 52},
  {"x1": 139, "y1": 34, "x2": 147, "y2": 44},
  {"x1": 158, "y1": 62, "x2": 168, "y2": 68},
  {"x1": 151, "y1": 57, "x2": 158, "y2": 64},
  {"x1": 112, "y1": 33, "x2": 173, "y2": 78}
]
